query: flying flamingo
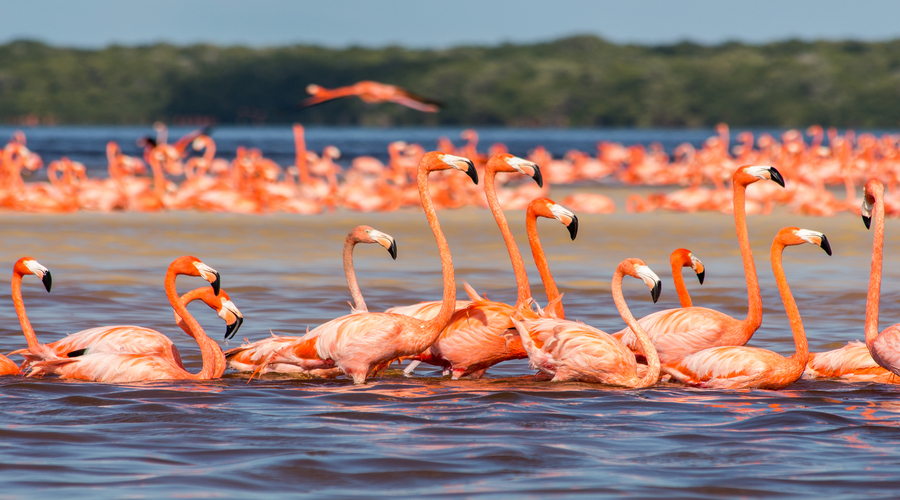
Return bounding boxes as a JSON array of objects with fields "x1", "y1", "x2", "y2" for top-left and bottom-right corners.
[
  {"x1": 301, "y1": 81, "x2": 441, "y2": 113},
  {"x1": 670, "y1": 249, "x2": 705, "y2": 308},
  {"x1": 226, "y1": 152, "x2": 478, "y2": 383},
  {"x1": 661, "y1": 227, "x2": 832, "y2": 389},
  {"x1": 225, "y1": 225, "x2": 398, "y2": 374},
  {"x1": 804, "y1": 180, "x2": 900, "y2": 383},
  {"x1": 401, "y1": 153, "x2": 543, "y2": 380},
  {"x1": 613, "y1": 165, "x2": 785, "y2": 364},
  {"x1": 13, "y1": 256, "x2": 237, "y2": 383},
  {"x1": 511, "y1": 258, "x2": 662, "y2": 387}
]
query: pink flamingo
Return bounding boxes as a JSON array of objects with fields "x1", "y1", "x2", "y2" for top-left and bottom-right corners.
[
  {"x1": 226, "y1": 152, "x2": 478, "y2": 383},
  {"x1": 670, "y1": 249, "x2": 705, "y2": 308},
  {"x1": 13, "y1": 256, "x2": 237, "y2": 382},
  {"x1": 512, "y1": 258, "x2": 662, "y2": 387},
  {"x1": 402, "y1": 153, "x2": 542, "y2": 380},
  {"x1": 613, "y1": 166, "x2": 785, "y2": 364},
  {"x1": 662, "y1": 227, "x2": 831, "y2": 389},
  {"x1": 804, "y1": 180, "x2": 900, "y2": 383},
  {"x1": 301, "y1": 81, "x2": 441, "y2": 112}
]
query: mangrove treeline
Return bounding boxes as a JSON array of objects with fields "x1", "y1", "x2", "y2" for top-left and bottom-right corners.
[{"x1": 1, "y1": 36, "x2": 900, "y2": 128}]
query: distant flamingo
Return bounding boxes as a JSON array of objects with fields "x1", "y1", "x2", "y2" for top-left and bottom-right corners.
[
  {"x1": 670, "y1": 249, "x2": 705, "y2": 308},
  {"x1": 805, "y1": 180, "x2": 900, "y2": 382},
  {"x1": 301, "y1": 81, "x2": 441, "y2": 113},
  {"x1": 226, "y1": 152, "x2": 478, "y2": 383},
  {"x1": 512, "y1": 258, "x2": 662, "y2": 387},
  {"x1": 14, "y1": 256, "x2": 234, "y2": 383},
  {"x1": 613, "y1": 166, "x2": 785, "y2": 364},
  {"x1": 662, "y1": 227, "x2": 832, "y2": 389}
]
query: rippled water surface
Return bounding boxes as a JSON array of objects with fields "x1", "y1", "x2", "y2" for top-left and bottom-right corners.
[{"x1": 3, "y1": 127, "x2": 900, "y2": 498}]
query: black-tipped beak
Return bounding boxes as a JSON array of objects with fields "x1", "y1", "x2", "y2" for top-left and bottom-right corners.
[
  {"x1": 210, "y1": 272, "x2": 221, "y2": 295},
  {"x1": 768, "y1": 167, "x2": 785, "y2": 188},
  {"x1": 650, "y1": 281, "x2": 661, "y2": 303},
  {"x1": 531, "y1": 164, "x2": 543, "y2": 188},
  {"x1": 697, "y1": 270, "x2": 705, "y2": 285},
  {"x1": 567, "y1": 215, "x2": 578, "y2": 240},
  {"x1": 225, "y1": 315, "x2": 243, "y2": 340},
  {"x1": 42, "y1": 271, "x2": 52, "y2": 293},
  {"x1": 465, "y1": 160, "x2": 478, "y2": 185},
  {"x1": 819, "y1": 235, "x2": 833, "y2": 256},
  {"x1": 388, "y1": 240, "x2": 398, "y2": 260},
  {"x1": 863, "y1": 214, "x2": 871, "y2": 230}
]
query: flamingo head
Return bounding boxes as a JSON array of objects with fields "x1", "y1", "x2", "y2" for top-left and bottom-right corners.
[
  {"x1": 671, "y1": 249, "x2": 705, "y2": 284},
  {"x1": 780, "y1": 227, "x2": 832, "y2": 256},
  {"x1": 623, "y1": 258, "x2": 662, "y2": 303},
  {"x1": 172, "y1": 256, "x2": 221, "y2": 295},
  {"x1": 352, "y1": 226, "x2": 398, "y2": 260},
  {"x1": 488, "y1": 153, "x2": 543, "y2": 187},
  {"x1": 306, "y1": 84, "x2": 321, "y2": 95},
  {"x1": 734, "y1": 165, "x2": 784, "y2": 188},
  {"x1": 529, "y1": 198, "x2": 578, "y2": 240},
  {"x1": 421, "y1": 152, "x2": 477, "y2": 185},
  {"x1": 862, "y1": 179, "x2": 884, "y2": 229},
  {"x1": 215, "y1": 290, "x2": 244, "y2": 340},
  {"x1": 15, "y1": 257, "x2": 52, "y2": 292}
]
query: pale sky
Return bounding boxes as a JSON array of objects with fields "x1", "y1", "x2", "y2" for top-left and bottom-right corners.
[{"x1": 4, "y1": 0, "x2": 900, "y2": 48}]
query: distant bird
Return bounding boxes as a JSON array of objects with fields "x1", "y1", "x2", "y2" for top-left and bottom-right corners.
[{"x1": 301, "y1": 81, "x2": 441, "y2": 113}]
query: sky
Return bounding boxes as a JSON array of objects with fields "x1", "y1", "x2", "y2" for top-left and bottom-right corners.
[{"x1": 5, "y1": 0, "x2": 900, "y2": 49}]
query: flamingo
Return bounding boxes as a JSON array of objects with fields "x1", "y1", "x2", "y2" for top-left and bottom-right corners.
[
  {"x1": 512, "y1": 258, "x2": 662, "y2": 388},
  {"x1": 225, "y1": 152, "x2": 477, "y2": 384},
  {"x1": 804, "y1": 180, "x2": 900, "y2": 383},
  {"x1": 662, "y1": 227, "x2": 832, "y2": 389},
  {"x1": 613, "y1": 165, "x2": 785, "y2": 364},
  {"x1": 670, "y1": 249, "x2": 705, "y2": 308},
  {"x1": 403, "y1": 153, "x2": 543, "y2": 380},
  {"x1": 301, "y1": 81, "x2": 441, "y2": 113},
  {"x1": 225, "y1": 225, "x2": 398, "y2": 374},
  {"x1": 13, "y1": 256, "x2": 237, "y2": 383}
]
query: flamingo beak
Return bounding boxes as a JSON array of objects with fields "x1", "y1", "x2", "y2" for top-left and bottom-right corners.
[
  {"x1": 531, "y1": 164, "x2": 543, "y2": 188},
  {"x1": 225, "y1": 315, "x2": 243, "y2": 340},
  {"x1": 651, "y1": 280, "x2": 661, "y2": 303},
  {"x1": 819, "y1": 235, "x2": 833, "y2": 256},
  {"x1": 464, "y1": 160, "x2": 478, "y2": 185},
  {"x1": 42, "y1": 271, "x2": 52, "y2": 292},
  {"x1": 863, "y1": 214, "x2": 871, "y2": 229},
  {"x1": 768, "y1": 167, "x2": 785, "y2": 188},
  {"x1": 387, "y1": 239, "x2": 398, "y2": 260},
  {"x1": 209, "y1": 272, "x2": 221, "y2": 295},
  {"x1": 567, "y1": 214, "x2": 578, "y2": 240},
  {"x1": 697, "y1": 270, "x2": 705, "y2": 285}
]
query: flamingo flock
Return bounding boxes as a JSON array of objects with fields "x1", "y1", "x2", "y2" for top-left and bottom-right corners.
[
  {"x1": 3, "y1": 146, "x2": 900, "y2": 391},
  {"x1": 3, "y1": 123, "x2": 900, "y2": 215}
]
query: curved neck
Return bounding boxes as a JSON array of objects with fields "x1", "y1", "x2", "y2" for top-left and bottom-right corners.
[
  {"x1": 12, "y1": 271, "x2": 39, "y2": 349},
  {"x1": 865, "y1": 195, "x2": 885, "y2": 347},
  {"x1": 419, "y1": 167, "x2": 456, "y2": 335},
  {"x1": 343, "y1": 237, "x2": 366, "y2": 313},
  {"x1": 671, "y1": 260, "x2": 692, "y2": 308},
  {"x1": 484, "y1": 168, "x2": 531, "y2": 306},
  {"x1": 733, "y1": 182, "x2": 763, "y2": 330},
  {"x1": 526, "y1": 210, "x2": 563, "y2": 318},
  {"x1": 612, "y1": 269, "x2": 659, "y2": 387},
  {"x1": 770, "y1": 240, "x2": 808, "y2": 367},
  {"x1": 165, "y1": 269, "x2": 218, "y2": 380}
]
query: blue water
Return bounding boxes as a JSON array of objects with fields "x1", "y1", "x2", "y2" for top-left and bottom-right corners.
[{"x1": 1, "y1": 127, "x2": 899, "y2": 498}]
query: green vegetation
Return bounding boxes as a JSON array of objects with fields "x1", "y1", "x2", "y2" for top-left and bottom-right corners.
[{"x1": 1, "y1": 36, "x2": 899, "y2": 127}]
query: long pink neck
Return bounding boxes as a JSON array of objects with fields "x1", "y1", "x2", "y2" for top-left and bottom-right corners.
[
  {"x1": 12, "y1": 272, "x2": 39, "y2": 349},
  {"x1": 165, "y1": 269, "x2": 219, "y2": 380},
  {"x1": 770, "y1": 240, "x2": 808, "y2": 369},
  {"x1": 175, "y1": 289, "x2": 226, "y2": 378},
  {"x1": 343, "y1": 236, "x2": 367, "y2": 313},
  {"x1": 865, "y1": 194, "x2": 885, "y2": 348},
  {"x1": 671, "y1": 261, "x2": 692, "y2": 308},
  {"x1": 526, "y1": 210, "x2": 563, "y2": 318},
  {"x1": 419, "y1": 167, "x2": 457, "y2": 336},
  {"x1": 734, "y1": 181, "x2": 763, "y2": 332},
  {"x1": 484, "y1": 167, "x2": 531, "y2": 306},
  {"x1": 611, "y1": 267, "x2": 659, "y2": 387}
]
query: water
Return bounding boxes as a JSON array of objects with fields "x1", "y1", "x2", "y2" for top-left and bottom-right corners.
[{"x1": 2, "y1": 127, "x2": 900, "y2": 498}]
